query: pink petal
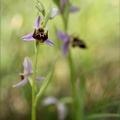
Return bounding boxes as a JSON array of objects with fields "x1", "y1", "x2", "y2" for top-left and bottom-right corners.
[
  {"x1": 34, "y1": 16, "x2": 41, "y2": 29},
  {"x1": 62, "y1": 40, "x2": 69, "y2": 56},
  {"x1": 44, "y1": 39, "x2": 54, "y2": 46},
  {"x1": 21, "y1": 32, "x2": 35, "y2": 41},
  {"x1": 23, "y1": 57, "x2": 33, "y2": 74},
  {"x1": 57, "y1": 30, "x2": 69, "y2": 42},
  {"x1": 12, "y1": 77, "x2": 28, "y2": 88}
]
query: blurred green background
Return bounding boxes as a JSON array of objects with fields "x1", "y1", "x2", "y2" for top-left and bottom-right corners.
[{"x1": 1, "y1": 0, "x2": 120, "y2": 120}]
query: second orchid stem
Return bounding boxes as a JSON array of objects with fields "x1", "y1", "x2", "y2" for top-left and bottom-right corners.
[{"x1": 68, "y1": 50, "x2": 80, "y2": 120}]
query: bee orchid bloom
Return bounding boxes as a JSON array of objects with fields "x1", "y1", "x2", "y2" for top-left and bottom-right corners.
[
  {"x1": 21, "y1": 16, "x2": 54, "y2": 46},
  {"x1": 57, "y1": 30, "x2": 70, "y2": 56},
  {"x1": 13, "y1": 57, "x2": 44, "y2": 87}
]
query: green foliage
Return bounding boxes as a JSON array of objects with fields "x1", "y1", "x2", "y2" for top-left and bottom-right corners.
[{"x1": 34, "y1": 66, "x2": 55, "y2": 106}]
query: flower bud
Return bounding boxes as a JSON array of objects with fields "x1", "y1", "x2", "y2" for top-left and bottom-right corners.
[{"x1": 36, "y1": 0, "x2": 46, "y2": 16}]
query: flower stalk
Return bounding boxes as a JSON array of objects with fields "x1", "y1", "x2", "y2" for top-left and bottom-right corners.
[
  {"x1": 68, "y1": 50, "x2": 80, "y2": 120},
  {"x1": 59, "y1": 0, "x2": 81, "y2": 119},
  {"x1": 32, "y1": 44, "x2": 39, "y2": 120}
]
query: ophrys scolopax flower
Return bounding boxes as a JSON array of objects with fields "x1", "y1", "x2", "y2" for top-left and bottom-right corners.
[
  {"x1": 13, "y1": 57, "x2": 44, "y2": 87},
  {"x1": 22, "y1": 16, "x2": 54, "y2": 46}
]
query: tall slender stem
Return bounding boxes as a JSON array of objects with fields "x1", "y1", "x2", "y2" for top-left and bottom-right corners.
[
  {"x1": 68, "y1": 50, "x2": 80, "y2": 120},
  {"x1": 32, "y1": 45, "x2": 40, "y2": 120},
  {"x1": 60, "y1": 1, "x2": 81, "y2": 118}
]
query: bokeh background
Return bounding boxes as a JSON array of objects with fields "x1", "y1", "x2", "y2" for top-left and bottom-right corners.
[{"x1": 1, "y1": 0, "x2": 120, "y2": 120}]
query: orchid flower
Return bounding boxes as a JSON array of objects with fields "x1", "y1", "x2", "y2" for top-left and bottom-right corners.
[
  {"x1": 13, "y1": 57, "x2": 44, "y2": 87},
  {"x1": 21, "y1": 16, "x2": 54, "y2": 46},
  {"x1": 57, "y1": 30, "x2": 87, "y2": 56},
  {"x1": 57, "y1": 30, "x2": 70, "y2": 56}
]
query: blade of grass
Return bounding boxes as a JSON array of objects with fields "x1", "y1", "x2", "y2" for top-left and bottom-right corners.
[
  {"x1": 85, "y1": 113, "x2": 120, "y2": 120},
  {"x1": 92, "y1": 79, "x2": 118, "y2": 113},
  {"x1": 34, "y1": 67, "x2": 55, "y2": 107},
  {"x1": 77, "y1": 75, "x2": 86, "y2": 120},
  {"x1": 117, "y1": 102, "x2": 120, "y2": 120}
]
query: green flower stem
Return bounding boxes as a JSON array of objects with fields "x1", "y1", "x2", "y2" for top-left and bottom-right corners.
[
  {"x1": 61, "y1": 4, "x2": 80, "y2": 119},
  {"x1": 28, "y1": 77, "x2": 38, "y2": 92},
  {"x1": 61, "y1": 15, "x2": 68, "y2": 33},
  {"x1": 59, "y1": 0, "x2": 83, "y2": 119},
  {"x1": 68, "y1": 50, "x2": 80, "y2": 120},
  {"x1": 32, "y1": 44, "x2": 40, "y2": 120}
]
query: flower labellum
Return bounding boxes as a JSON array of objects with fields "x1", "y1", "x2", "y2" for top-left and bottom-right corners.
[
  {"x1": 33, "y1": 27, "x2": 48, "y2": 43},
  {"x1": 72, "y1": 37, "x2": 87, "y2": 49}
]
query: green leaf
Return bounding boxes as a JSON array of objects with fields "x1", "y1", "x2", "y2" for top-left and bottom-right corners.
[
  {"x1": 34, "y1": 66, "x2": 55, "y2": 106},
  {"x1": 42, "y1": 4, "x2": 52, "y2": 27},
  {"x1": 85, "y1": 113, "x2": 120, "y2": 120},
  {"x1": 36, "y1": 0, "x2": 46, "y2": 16}
]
